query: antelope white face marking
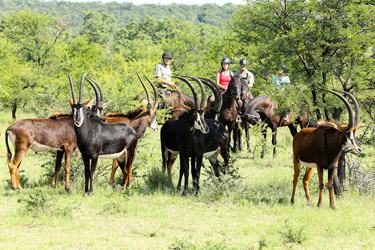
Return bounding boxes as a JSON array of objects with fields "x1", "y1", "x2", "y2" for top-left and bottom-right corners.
[
  {"x1": 299, "y1": 160, "x2": 318, "y2": 169},
  {"x1": 194, "y1": 113, "x2": 209, "y2": 134},
  {"x1": 73, "y1": 108, "x2": 84, "y2": 127},
  {"x1": 99, "y1": 148, "x2": 127, "y2": 159},
  {"x1": 345, "y1": 131, "x2": 361, "y2": 153},
  {"x1": 150, "y1": 117, "x2": 158, "y2": 131}
]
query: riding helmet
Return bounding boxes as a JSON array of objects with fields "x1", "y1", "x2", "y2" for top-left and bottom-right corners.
[
  {"x1": 221, "y1": 57, "x2": 231, "y2": 64},
  {"x1": 162, "y1": 52, "x2": 173, "y2": 59},
  {"x1": 239, "y1": 58, "x2": 248, "y2": 65}
]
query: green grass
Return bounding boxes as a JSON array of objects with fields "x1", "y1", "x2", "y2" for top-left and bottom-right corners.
[{"x1": 1, "y1": 110, "x2": 375, "y2": 249}]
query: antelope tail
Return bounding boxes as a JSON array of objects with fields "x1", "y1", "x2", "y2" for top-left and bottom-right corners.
[{"x1": 5, "y1": 130, "x2": 12, "y2": 162}]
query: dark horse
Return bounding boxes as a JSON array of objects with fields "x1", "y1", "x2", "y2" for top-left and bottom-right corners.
[
  {"x1": 159, "y1": 87, "x2": 196, "y2": 120},
  {"x1": 216, "y1": 74, "x2": 250, "y2": 152},
  {"x1": 242, "y1": 95, "x2": 314, "y2": 158}
]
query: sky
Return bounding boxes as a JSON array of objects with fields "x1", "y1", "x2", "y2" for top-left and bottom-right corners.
[{"x1": 53, "y1": 0, "x2": 246, "y2": 5}]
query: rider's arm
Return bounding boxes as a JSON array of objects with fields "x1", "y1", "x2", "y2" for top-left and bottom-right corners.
[
  {"x1": 156, "y1": 76, "x2": 178, "y2": 89},
  {"x1": 248, "y1": 72, "x2": 254, "y2": 88}
]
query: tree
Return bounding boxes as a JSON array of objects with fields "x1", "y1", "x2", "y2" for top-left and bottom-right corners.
[
  {"x1": 232, "y1": 0, "x2": 375, "y2": 194},
  {"x1": 232, "y1": 0, "x2": 375, "y2": 119}
]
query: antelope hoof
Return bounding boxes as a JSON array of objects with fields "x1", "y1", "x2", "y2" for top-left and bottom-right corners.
[
  {"x1": 51, "y1": 184, "x2": 56, "y2": 189},
  {"x1": 65, "y1": 187, "x2": 71, "y2": 193},
  {"x1": 330, "y1": 205, "x2": 336, "y2": 210},
  {"x1": 182, "y1": 190, "x2": 188, "y2": 196}
]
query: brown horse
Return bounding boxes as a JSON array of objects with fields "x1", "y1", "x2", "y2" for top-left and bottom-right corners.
[{"x1": 242, "y1": 95, "x2": 314, "y2": 158}]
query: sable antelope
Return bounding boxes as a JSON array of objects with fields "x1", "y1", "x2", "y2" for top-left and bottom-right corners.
[
  {"x1": 52, "y1": 74, "x2": 158, "y2": 188},
  {"x1": 291, "y1": 89, "x2": 361, "y2": 208},
  {"x1": 242, "y1": 95, "x2": 312, "y2": 158},
  {"x1": 160, "y1": 76, "x2": 209, "y2": 195},
  {"x1": 69, "y1": 73, "x2": 138, "y2": 193},
  {"x1": 4, "y1": 99, "x2": 98, "y2": 191},
  {"x1": 103, "y1": 74, "x2": 159, "y2": 187},
  {"x1": 161, "y1": 76, "x2": 230, "y2": 194}
]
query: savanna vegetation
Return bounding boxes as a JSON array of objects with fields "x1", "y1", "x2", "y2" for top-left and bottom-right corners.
[{"x1": 1, "y1": 0, "x2": 375, "y2": 249}]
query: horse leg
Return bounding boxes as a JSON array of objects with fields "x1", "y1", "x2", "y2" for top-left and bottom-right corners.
[
  {"x1": 272, "y1": 129, "x2": 277, "y2": 157},
  {"x1": 261, "y1": 128, "x2": 267, "y2": 158}
]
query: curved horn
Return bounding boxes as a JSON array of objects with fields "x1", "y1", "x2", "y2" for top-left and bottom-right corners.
[
  {"x1": 334, "y1": 90, "x2": 360, "y2": 128},
  {"x1": 321, "y1": 88, "x2": 354, "y2": 129},
  {"x1": 136, "y1": 73, "x2": 152, "y2": 109},
  {"x1": 198, "y1": 77, "x2": 222, "y2": 112},
  {"x1": 172, "y1": 76, "x2": 199, "y2": 110},
  {"x1": 85, "y1": 77, "x2": 100, "y2": 108},
  {"x1": 86, "y1": 78, "x2": 104, "y2": 106},
  {"x1": 145, "y1": 75, "x2": 159, "y2": 109},
  {"x1": 68, "y1": 74, "x2": 77, "y2": 104},
  {"x1": 183, "y1": 76, "x2": 206, "y2": 111},
  {"x1": 79, "y1": 73, "x2": 87, "y2": 104}
]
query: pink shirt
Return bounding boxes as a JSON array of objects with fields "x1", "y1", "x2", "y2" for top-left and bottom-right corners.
[{"x1": 218, "y1": 71, "x2": 232, "y2": 89}]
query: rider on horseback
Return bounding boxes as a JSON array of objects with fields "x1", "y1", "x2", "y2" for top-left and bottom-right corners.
[{"x1": 155, "y1": 52, "x2": 179, "y2": 109}]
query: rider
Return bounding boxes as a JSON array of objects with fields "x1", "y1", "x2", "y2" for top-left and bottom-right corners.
[
  {"x1": 234, "y1": 58, "x2": 254, "y2": 100},
  {"x1": 209, "y1": 57, "x2": 233, "y2": 104},
  {"x1": 216, "y1": 57, "x2": 233, "y2": 92},
  {"x1": 155, "y1": 51, "x2": 179, "y2": 109},
  {"x1": 272, "y1": 62, "x2": 291, "y2": 121}
]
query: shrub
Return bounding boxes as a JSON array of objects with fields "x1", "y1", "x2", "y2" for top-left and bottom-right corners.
[
  {"x1": 17, "y1": 188, "x2": 76, "y2": 218},
  {"x1": 279, "y1": 220, "x2": 307, "y2": 246},
  {"x1": 144, "y1": 166, "x2": 173, "y2": 192}
]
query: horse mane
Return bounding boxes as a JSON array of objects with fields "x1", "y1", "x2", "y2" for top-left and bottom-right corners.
[{"x1": 105, "y1": 107, "x2": 147, "y2": 119}]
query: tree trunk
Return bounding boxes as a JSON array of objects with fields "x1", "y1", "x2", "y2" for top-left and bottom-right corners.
[
  {"x1": 12, "y1": 101, "x2": 17, "y2": 120},
  {"x1": 334, "y1": 153, "x2": 346, "y2": 196},
  {"x1": 311, "y1": 88, "x2": 322, "y2": 120}
]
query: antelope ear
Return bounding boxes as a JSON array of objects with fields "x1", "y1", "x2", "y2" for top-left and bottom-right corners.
[
  {"x1": 181, "y1": 104, "x2": 191, "y2": 111},
  {"x1": 357, "y1": 125, "x2": 366, "y2": 130},
  {"x1": 69, "y1": 99, "x2": 74, "y2": 107},
  {"x1": 86, "y1": 98, "x2": 95, "y2": 109},
  {"x1": 102, "y1": 102, "x2": 110, "y2": 109}
]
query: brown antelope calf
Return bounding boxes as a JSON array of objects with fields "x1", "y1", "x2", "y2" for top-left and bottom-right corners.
[{"x1": 291, "y1": 89, "x2": 361, "y2": 209}]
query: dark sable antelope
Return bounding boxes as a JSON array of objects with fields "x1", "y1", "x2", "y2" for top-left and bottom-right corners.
[
  {"x1": 102, "y1": 74, "x2": 159, "y2": 187},
  {"x1": 291, "y1": 89, "x2": 361, "y2": 208},
  {"x1": 162, "y1": 76, "x2": 230, "y2": 183},
  {"x1": 52, "y1": 74, "x2": 158, "y2": 188},
  {"x1": 5, "y1": 99, "x2": 97, "y2": 191},
  {"x1": 160, "y1": 76, "x2": 209, "y2": 195},
  {"x1": 69, "y1": 73, "x2": 138, "y2": 193},
  {"x1": 242, "y1": 95, "x2": 311, "y2": 158}
]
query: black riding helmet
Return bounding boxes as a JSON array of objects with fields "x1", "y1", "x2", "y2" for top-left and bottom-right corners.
[
  {"x1": 162, "y1": 52, "x2": 173, "y2": 59},
  {"x1": 221, "y1": 57, "x2": 231, "y2": 64},
  {"x1": 239, "y1": 58, "x2": 248, "y2": 65}
]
